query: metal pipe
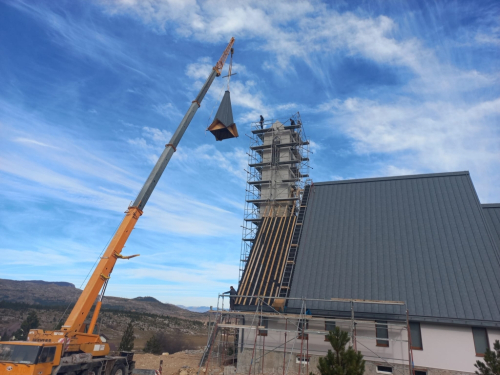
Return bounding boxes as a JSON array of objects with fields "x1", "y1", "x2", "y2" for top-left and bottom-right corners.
[{"x1": 88, "y1": 301, "x2": 102, "y2": 334}]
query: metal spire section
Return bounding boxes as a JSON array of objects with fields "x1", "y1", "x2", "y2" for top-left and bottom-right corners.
[{"x1": 207, "y1": 90, "x2": 239, "y2": 141}]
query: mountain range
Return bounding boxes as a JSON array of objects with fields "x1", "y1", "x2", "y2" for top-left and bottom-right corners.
[{"x1": 0, "y1": 278, "x2": 205, "y2": 320}]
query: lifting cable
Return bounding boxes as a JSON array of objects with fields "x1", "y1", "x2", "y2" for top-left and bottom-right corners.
[
  {"x1": 205, "y1": 48, "x2": 235, "y2": 134},
  {"x1": 227, "y1": 48, "x2": 234, "y2": 91}
]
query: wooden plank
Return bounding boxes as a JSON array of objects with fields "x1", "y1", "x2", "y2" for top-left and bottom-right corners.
[
  {"x1": 218, "y1": 324, "x2": 264, "y2": 330},
  {"x1": 238, "y1": 217, "x2": 269, "y2": 304},
  {"x1": 252, "y1": 216, "x2": 280, "y2": 304},
  {"x1": 246, "y1": 218, "x2": 275, "y2": 304},
  {"x1": 244, "y1": 217, "x2": 274, "y2": 305},
  {"x1": 275, "y1": 216, "x2": 297, "y2": 284},
  {"x1": 271, "y1": 216, "x2": 294, "y2": 299},
  {"x1": 259, "y1": 216, "x2": 285, "y2": 300}
]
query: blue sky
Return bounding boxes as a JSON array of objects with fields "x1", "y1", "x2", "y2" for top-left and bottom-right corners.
[{"x1": 1, "y1": 0, "x2": 499, "y2": 306}]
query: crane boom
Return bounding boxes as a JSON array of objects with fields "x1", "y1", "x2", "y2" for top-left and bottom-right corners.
[{"x1": 61, "y1": 37, "x2": 236, "y2": 335}]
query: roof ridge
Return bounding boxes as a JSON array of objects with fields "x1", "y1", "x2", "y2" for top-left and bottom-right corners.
[{"x1": 315, "y1": 171, "x2": 470, "y2": 186}]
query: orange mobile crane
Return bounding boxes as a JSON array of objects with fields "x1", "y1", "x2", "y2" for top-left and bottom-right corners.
[{"x1": 0, "y1": 37, "x2": 235, "y2": 375}]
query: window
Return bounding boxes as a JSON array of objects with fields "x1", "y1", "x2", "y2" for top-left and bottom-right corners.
[
  {"x1": 325, "y1": 321, "x2": 336, "y2": 341},
  {"x1": 414, "y1": 371, "x2": 427, "y2": 375},
  {"x1": 258, "y1": 317, "x2": 268, "y2": 336},
  {"x1": 0, "y1": 344, "x2": 40, "y2": 364},
  {"x1": 472, "y1": 327, "x2": 489, "y2": 356},
  {"x1": 376, "y1": 321, "x2": 389, "y2": 347},
  {"x1": 38, "y1": 347, "x2": 56, "y2": 363},
  {"x1": 376, "y1": 366, "x2": 392, "y2": 374},
  {"x1": 296, "y1": 355, "x2": 310, "y2": 364},
  {"x1": 410, "y1": 322, "x2": 423, "y2": 350},
  {"x1": 298, "y1": 319, "x2": 309, "y2": 340},
  {"x1": 271, "y1": 138, "x2": 281, "y2": 165}
]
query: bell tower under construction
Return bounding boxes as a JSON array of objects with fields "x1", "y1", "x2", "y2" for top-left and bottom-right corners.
[{"x1": 237, "y1": 112, "x2": 310, "y2": 306}]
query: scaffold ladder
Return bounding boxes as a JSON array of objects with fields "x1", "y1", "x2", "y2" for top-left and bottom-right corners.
[
  {"x1": 278, "y1": 183, "x2": 312, "y2": 298},
  {"x1": 199, "y1": 313, "x2": 223, "y2": 368}
]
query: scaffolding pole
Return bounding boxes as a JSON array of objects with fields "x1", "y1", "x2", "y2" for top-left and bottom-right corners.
[{"x1": 202, "y1": 294, "x2": 413, "y2": 375}]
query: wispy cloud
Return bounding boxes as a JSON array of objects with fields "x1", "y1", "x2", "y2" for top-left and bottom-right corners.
[
  {"x1": 153, "y1": 102, "x2": 183, "y2": 119},
  {"x1": 317, "y1": 97, "x2": 500, "y2": 201},
  {"x1": 7, "y1": 1, "x2": 149, "y2": 77},
  {"x1": 13, "y1": 137, "x2": 60, "y2": 149},
  {"x1": 96, "y1": 0, "x2": 496, "y2": 93}
]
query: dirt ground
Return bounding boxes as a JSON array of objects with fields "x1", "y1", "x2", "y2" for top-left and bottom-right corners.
[{"x1": 134, "y1": 352, "x2": 222, "y2": 375}]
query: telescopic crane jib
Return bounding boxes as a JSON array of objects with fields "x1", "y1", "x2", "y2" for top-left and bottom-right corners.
[{"x1": 0, "y1": 37, "x2": 236, "y2": 375}]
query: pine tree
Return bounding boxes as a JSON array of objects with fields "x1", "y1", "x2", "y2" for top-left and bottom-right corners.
[
  {"x1": 1, "y1": 330, "x2": 9, "y2": 341},
  {"x1": 119, "y1": 321, "x2": 135, "y2": 352},
  {"x1": 144, "y1": 333, "x2": 162, "y2": 355},
  {"x1": 313, "y1": 327, "x2": 365, "y2": 375},
  {"x1": 475, "y1": 340, "x2": 500, "y2": 375},
  {"x1": 14, "y1": 311, "x2": 40, "y2": 340}
]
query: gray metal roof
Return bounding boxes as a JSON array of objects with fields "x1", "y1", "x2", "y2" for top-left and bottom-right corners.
[
  {"x1": 287, "y1": 171, "x2": 500, "y2": 327},
  {"x1": 214, "y1": 90, "x2": 235, "y2": 127},
  {"x1": 483, "y1": 204, "x2": 500, "y2": 253}
]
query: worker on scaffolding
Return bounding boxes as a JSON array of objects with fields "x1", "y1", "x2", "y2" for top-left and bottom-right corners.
[
  {"x1": 259, "y1": 115, "x2": 264, "y2": 129},
  {"x1": 223, "y1": 286, "x2": 237, "y2": 310},
  {"x1": 290, "y1": 118, "x2": 296, "y2": 126}
]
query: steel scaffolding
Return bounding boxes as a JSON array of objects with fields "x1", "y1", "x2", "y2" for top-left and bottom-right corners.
[
  {"x1": 199, "y1": 295, "x2": 415, "y2": 375},
  {"x1": 239, "y1": 112, "x2": 310, "y2": 285}
]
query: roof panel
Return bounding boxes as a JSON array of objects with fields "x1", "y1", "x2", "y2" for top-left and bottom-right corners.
[
  {"x1": 287, "y1": 172, "x2": 500, "y2": 326},
  {"x1": 483, "y1": 204, "x2": 500, "y2": 252}
]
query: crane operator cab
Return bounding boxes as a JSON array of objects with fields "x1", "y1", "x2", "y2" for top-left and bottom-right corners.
[{"x1": 0, "y1": 342, "x2": 62, "y2": 375}]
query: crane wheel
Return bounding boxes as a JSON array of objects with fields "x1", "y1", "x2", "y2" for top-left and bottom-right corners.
[{"x1": 111, "y1": 363, "x2": 127, "y2": 375}]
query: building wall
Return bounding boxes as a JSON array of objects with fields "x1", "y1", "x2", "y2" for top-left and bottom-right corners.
[
  {"x1": 236, "y1": 319, "x2": 500, "y2": 374},
  {"x1": 413, "y1": 323, "x2": 500, "y2": 373}
]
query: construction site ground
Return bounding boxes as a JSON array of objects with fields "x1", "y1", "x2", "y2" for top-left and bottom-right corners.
[{"x1": 134, "y1": 352, "x2": 223, "y2": 375}]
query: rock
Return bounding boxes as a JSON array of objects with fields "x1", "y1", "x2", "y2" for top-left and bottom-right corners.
[
  {"x1": 179, "y1": 370, "x2": 188, "y2": 375},
  {"x1": 162, "y1": 352, "x2": 169, "y2": 356}
]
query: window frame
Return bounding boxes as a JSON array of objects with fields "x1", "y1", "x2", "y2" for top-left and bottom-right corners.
[
  {"x1": 38, "y1": 346, "x2": 56, "y2": 364},
  {"x1": 376, "y1": 365, "x2": 393, "y2": 374},
  {"x1": 375, "y1": 321, "x2": 389, "y2": 347},
  {"x1": 472, "y1": 327, "x2": 490, "y2": 357},
  {"x1": 409, "y1": 322, "x2": 423, "y2": 350},
  {"x1": 297, "y1": 319, "x2": 309, "y2": 340},
  {"x1": 295, "y1": 355, "x2": 310, "y2": 364},
  {"x1": 258, "y1": 316, "x2": 268, "y2": 337},
  {"x1": 324, "y1": 321, "x2": 336, "y2": 341}
]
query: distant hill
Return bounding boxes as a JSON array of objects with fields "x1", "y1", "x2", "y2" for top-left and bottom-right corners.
[
  {"x1": 27, "y1": 280, "x2": 76, "y2": 288},
  {"x1": 0, "y1": 279, "x2": 205, "y2": 320},
  {"x1": 134, "y1": 296, "x2": 162, "y2": 303},
  {"x1": 177, "y1": 305, "x2": 211, "y2": 313}
]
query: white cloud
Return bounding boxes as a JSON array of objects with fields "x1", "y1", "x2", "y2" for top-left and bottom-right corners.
[
  {"x1": 153, "y1": 102, "x2": 183, "y2": 119},
  {"x1": 127, "y1": 261, "x2": 239, "y2": 286},
  {"x1": 177, "y1": 144, "x2": 248, "y2": 182},
  {"x1": 13, "y1": 137, "x2": 60, "y2": 149},
  {"x1": 1, "y1": 109, "x2": 242, "y2": 237},
  {"x1": 322, "y1": 97, "x2": 500, "y2": 201},
  {"x1": 9, "y1": 1, "x2": 149, "y2": 77},
  {"x1": 128, "y1": 126, "x2": 173, "y2": 164},
  {"x1": 96, "y1": 0, "x2": 495, "y2": 94}
]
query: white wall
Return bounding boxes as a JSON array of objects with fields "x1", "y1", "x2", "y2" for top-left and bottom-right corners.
[
  {"x1": 238, "y1": 319, "x2": 500, "y2": 374},
  {"x1": 413, "y1": 324, "x2": 500, "y2": 373}
]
